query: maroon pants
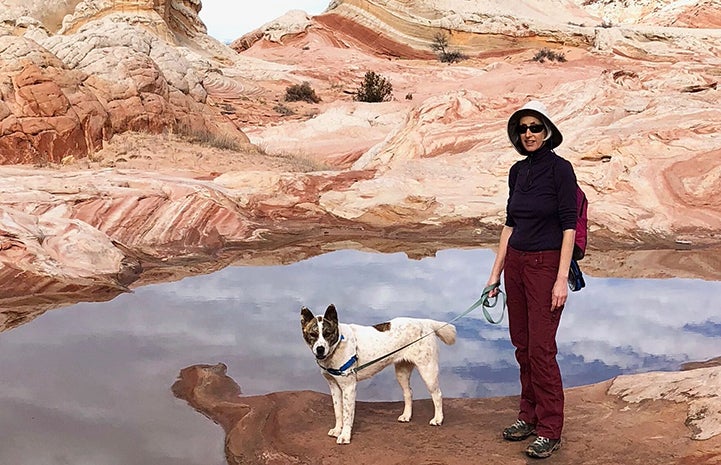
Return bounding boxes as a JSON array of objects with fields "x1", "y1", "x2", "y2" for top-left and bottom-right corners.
[{"x1": 504, "y1": 246, "x2": 564, "y2": 439}]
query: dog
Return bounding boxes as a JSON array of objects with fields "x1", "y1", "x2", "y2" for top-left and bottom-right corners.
[{"x1": 300, "y1": 304, "x2": 456, "y2": 444}]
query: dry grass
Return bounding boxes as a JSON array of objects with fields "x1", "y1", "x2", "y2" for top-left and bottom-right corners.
[
  {"x1": 254, "y1": 143, "x2": 333, "y2": 172},
  {"x1": 174, "y1": 124, "x2": 246, "y2": 151}
]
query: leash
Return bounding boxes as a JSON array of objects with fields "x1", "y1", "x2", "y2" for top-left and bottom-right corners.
[
  {"x1": 480, "y1": 282, "x2": 506, "y2": 325},
  {"x1": 324, "y1": 283, "x2": 506, "y2": 377}
]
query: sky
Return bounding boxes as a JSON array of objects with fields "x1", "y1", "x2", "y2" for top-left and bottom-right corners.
[{"x1": 198, "y1": 0, "x2": 331, "y2": 43}]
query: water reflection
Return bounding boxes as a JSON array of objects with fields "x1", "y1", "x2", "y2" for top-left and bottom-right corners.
[{"x1": 1, "y1": 248, "x2": 720, "y2": 464}]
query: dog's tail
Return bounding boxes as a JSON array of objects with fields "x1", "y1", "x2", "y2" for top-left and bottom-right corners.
[{"x1": 432, "y1": 321, "x2": 456, "y2": 345}]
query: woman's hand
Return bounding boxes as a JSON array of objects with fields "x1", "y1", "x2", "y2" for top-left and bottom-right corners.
[
  {"x1": 485, "y1": 278, "x2": 501, "y2": 298},
  {"x1": 551, "y1": 277, "x2": 568, "y2": 311}
]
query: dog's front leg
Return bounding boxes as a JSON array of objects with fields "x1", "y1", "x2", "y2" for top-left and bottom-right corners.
[
  {"x1": 336, "y1": 378, "x2": 357, "y2": 444},
  {"x1": 324, "y1": 375, "x2": 344, "y2": 438}
]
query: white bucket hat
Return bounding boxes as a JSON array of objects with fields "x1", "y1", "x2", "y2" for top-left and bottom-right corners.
[{"x1": 507, "y1": 100, "x2": 563, "y2": 155}]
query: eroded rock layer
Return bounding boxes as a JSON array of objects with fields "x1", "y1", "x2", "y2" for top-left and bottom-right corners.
[{"x1": 1, "y1": 0, "x2": 720, "y2": 346}]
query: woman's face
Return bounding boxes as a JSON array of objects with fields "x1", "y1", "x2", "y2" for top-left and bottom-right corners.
[{"x1": 518, "y1": 115, "x2": 546, "y2": 153}]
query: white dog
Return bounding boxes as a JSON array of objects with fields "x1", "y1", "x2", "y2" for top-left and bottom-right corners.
[{"x1": 300, "y1": 304, "x2": 456, "y2": 444}]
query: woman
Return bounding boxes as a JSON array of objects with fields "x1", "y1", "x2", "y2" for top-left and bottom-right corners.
[{"x1": 486, "y1": 100, "x2": 577, "y2": 459}]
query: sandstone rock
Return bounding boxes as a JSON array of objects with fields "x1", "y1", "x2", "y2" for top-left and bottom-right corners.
[
  {"x1": 582, "y1": 0, "x2": 721, "y2": 28},
  {"x1": 608, "y1": 365, "x2": 721, "y2": 440},
  {"x1": 0, "y1": 0, "x2": 250, "y2": 164},
  {"x1": 0, "y1": 204, "x2": 135, "y2": 330},
  {"x1": 0, "y1": 35, "x2": 111, "y2": 164},
  {"x1": 171, "y1": 361, "x2": 721, "y2": 465},
  {"x1": 1, "y1": 0, "x2": 721, "y2": 321}
]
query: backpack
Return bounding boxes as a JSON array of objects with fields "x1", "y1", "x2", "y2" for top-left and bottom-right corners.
[
  {"x1": 568, "y1": 185, "x2": 588, "y2": 291},
  {"x1": 573, "y1": 185, "x2": 588, "y2": 261},
  {"x1": 551, "y1": 155, "x2": 588, "y2": 260},
  {"x1": 552, "y1": 155, "x2": 588, "y2": 291}
]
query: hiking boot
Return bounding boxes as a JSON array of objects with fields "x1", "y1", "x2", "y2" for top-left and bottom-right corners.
[
  {"x1": 502, "y1": 419, "x2": 536, "y2": 441},
  {"x1": 526, "y1": 436, "x2": 561, "y2": 458}
]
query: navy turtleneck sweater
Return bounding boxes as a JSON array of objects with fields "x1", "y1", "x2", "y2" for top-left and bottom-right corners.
[{"x1": 505, "y1": 146, "x2": 578, "y2": 252}]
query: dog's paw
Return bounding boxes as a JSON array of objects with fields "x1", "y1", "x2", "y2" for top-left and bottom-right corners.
[
  {"x1": 429, "y1": 416, "x2": 444, "y2": 426},
  {"x1": 328, "y1": 427, "x2": 341, "y2": 437},
  {"x1": 336, "y1": 433, "x2": 351, "y2": 445},
  {"x1": 397, "y1": 413, "x2": 411, "y2": 423}
]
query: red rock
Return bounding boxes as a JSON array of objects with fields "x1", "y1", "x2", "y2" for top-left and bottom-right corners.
[{"x1": 172, "y1": 362, "x2": 721, "y2": 465}]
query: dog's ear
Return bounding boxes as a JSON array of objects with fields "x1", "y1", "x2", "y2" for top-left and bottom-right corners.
[
  {"x1": 323, "y1": 304, "x2": 338, "y2": 324},
  {"x1": 300, "y1": 306, "x2": 315, "y2": 327}
]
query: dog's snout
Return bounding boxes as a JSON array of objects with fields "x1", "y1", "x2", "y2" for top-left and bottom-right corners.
[{"x1": 315, "y1": 346, "x2": 326, "y2": 358}]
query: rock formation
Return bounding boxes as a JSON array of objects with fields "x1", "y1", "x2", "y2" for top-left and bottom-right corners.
[
  {"x1": 171, "y1": 360, "x2": 721, "y2": 464},
  {"x1": 0, "y1": 0, "x2": 248, "y2": 166},
  {"x1": 1, "y1": 0, "x2": 720, "y2": 320}
]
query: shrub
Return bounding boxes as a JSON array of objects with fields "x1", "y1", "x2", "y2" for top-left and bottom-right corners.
[
  {"x1": 532, "y1": 48, "x2": 567, "y2": 63},
  {"x1": 284, "y1": 82, "x2": 321, "y2": 103},
  {"x1": 430, "y1": 32, "x2": 468, "y2": 63},
  {"x1": 273, "y1": 103, "x2": 294, "y2": 116},
  {"x1": 439, "y1": 50, "x2": 468, "y2": 63},
  {"x1": 354, "y1": 71, "x2": 393, "y2": 103}
]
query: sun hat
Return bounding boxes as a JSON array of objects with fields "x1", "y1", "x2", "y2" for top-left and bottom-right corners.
[{"x1": 507, "y1": 100, "x2": 563, "y2": 155}]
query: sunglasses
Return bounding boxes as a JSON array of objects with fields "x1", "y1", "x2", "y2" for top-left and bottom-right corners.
[{"x1": 516, "y1": 123, "x2": 545, "y2": 134}]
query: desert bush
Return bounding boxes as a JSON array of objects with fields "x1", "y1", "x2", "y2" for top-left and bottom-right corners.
[
  {"x1": 354, "y1": 71, "x2": 393, "y2": 103},
  {"x1": 284, "y1": 82, "x2": 321, "y2": 103},
  {"x1": 532, "y1": 48, "x2": 567, "y2": 63},
  {"x1": 273, "y1": 103, "x2": 295, "y2": 116},
  {"x1": 430, "y1": 32, "x2": 468, "y2": 63},
  {"x1": 612, "y1": 70, "x2": 638, "y2": 80},
  {"x1": 439, "y1": 50, "x2": 468, "y2": 63}
]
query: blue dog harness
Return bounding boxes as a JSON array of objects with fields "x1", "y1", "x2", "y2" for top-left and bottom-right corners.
[
  {"x1": 317, "y1": 335, "x2": 358, "y2": 377},
  {"x1": 319, "y1": 355, "x2": 358, "y2": 376}
]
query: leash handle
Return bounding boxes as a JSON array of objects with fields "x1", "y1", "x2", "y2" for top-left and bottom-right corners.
[{"x1": 481, "y1": 282, "x2": 506, "y2": 325}]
